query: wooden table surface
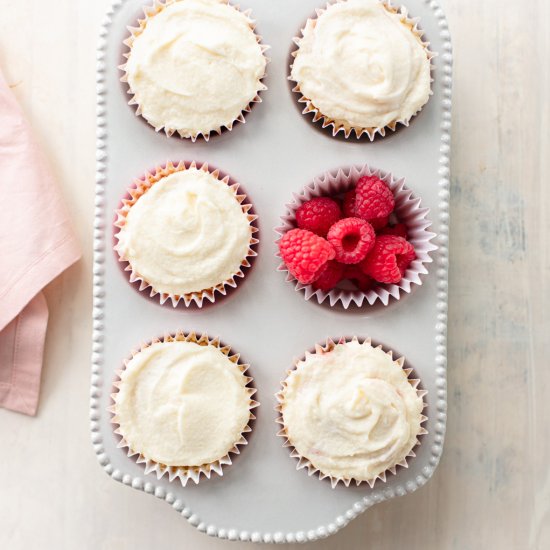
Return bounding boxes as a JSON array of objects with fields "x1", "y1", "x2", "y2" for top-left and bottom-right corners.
[{"x1": 1, "y1": 1, "x2": 548, "y2": 548}]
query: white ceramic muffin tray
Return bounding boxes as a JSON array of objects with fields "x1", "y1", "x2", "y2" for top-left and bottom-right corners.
[{"x1": 91, "y1": 0, "x2": 452, "y2": 543}]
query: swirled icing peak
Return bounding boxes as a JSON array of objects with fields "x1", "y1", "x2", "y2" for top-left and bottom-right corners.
[
  {"x1": 117, "y1": 167, "x2": 252, "y2": 296},
  {"x1": 291, "y1": 0, "x2": 431, "y2": 131},
  {"x1": 114, "y1": 340, "x2": 252, "y2": 467},
  {"x1": 281, "y1": 339, "x2": 424, "y2": 482},
  {"x1": 125, "y1": 0, "x2": 267, "y2": 137}
]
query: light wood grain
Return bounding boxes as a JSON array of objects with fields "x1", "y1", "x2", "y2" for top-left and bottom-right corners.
[{"x1": 0, "y1": 0, "x2": 548, "y2": 548}]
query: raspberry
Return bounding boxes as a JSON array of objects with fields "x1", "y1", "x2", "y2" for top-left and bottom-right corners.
[
  {"x1": 355, "y1": 175, "x2": 395, "y2": 227},
  {"x1": 296, "y1": 197, "x2": 341, "y2": 237},
  {"x1": 396, "y1": 247, "x2": 416, "y2": 275},
  {"x1": 360, "y1": 235, "x2": 416, "y2": 284},
  {"x1": 313, "y1": 260, "x2": 345, "y2": 291},
  {"x1": 342, "y1": 191, "x2": 356, "y2": 217},
  {"x1": 344, "y1": 266, "x2": 374, "y2": 292},
  {"x1": 369, "y1": 216, "x2": 390, "y2": 230},
  {"x1": 279, "y1": 228, "x2": 336, "y2": 284},
  {"x1": 327, "y1": 218, "x2": 375, "y2": 264},
  {"x1": 379, "y1": 222, "x2": 408, "y2": 239}
]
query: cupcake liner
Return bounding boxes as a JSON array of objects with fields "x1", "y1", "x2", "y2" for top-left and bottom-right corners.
[
  {"x1": 120, "y1": 0, "x2": 269, "y2": 142},
  {"x1": 109, "y1": 331, "x2": 259, "y2": 486},
  {"x1": 289, "y1": 0, "x2": 435, "y2": 140},
  {"x1": 275, "y1": 336, "x2": 428, "y2": 488},
  {"x1": 275, "y1": 164, "x2": 437, "y2": 308},
  {"x1": 114, "y1": 160, "x2": 259, "y2": 307}
]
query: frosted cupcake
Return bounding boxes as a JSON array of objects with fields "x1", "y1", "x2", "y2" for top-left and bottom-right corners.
[
  {"x1": 277, "y1": 338, "x2": 427, "y2": 487},
  {"x1": 111, "y1": 332, "x2": 258, "y2": 485},
  {"x1": 122, "y1": 0, "x2": 268, "y2": 140},
  {"x1": 114, "y1": 162, "x2": 258, "y2": 307},
  {"x1": 290, "y1": 0, "x2": 432, "y2": 139}
]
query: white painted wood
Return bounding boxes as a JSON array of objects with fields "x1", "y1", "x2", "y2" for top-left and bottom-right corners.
[{"x1": 0, "y1": 0, "x2": 548, "y2": 548}]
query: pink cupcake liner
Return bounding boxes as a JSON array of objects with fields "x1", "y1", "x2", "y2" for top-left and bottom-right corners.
[
  {"x1": 120, "y1": 0, "x2": 270, "y2": 142},
  {"x1": 289, "y1": 0, "x2": 435, "y2": 140},
  {"x1": 109, "y1": 330, "x2": 259, "y2": 486},
  {"x1": 114, "y1": 160, "x2": 259, "y2": 308},
  {"x1": 275, "y1": 164, "x2": 437, "y2": 308},
  {"x1": 275, "y1": 336, "x2": 428, "y2": 488}
]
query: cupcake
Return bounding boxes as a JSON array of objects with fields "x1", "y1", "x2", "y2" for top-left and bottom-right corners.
[
  {"x1": 114, "y1": 161, "x2": 258, "y2": 307},
  {"x1": 276, "y1": 165, "x2": 436, "y2": 308},
  {"x1": 290, "y1": 0, "x2": 433, "y2": 139},
  {"x1": 121, "y1": 0, "x2": 268, "y2": 140},
  {"x1": 276, "y1": 337, "x2": 427, "y2": 487},
  {"x1": 110, "y1": 332, "x2": 258, "y2": 485}
]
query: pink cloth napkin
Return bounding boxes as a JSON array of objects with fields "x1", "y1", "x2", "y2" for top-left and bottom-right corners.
[{"x1": 0, "y1": 68, "x2": 81, "y2": 416}]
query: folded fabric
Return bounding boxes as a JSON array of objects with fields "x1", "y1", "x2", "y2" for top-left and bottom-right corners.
[{"x1": 0, "y1": 67, "x2": 81, "y2": 415}]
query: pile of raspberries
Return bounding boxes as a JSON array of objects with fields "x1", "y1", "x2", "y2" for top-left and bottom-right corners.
[{"x1": 279, "y1": 175, "x2": 416, "y2": 292}]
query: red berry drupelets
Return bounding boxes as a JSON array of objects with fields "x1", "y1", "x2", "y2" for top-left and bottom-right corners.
[
  {"x1": 369, "y1": 216, "x2": 390, "y2": 230},
  {"x1": 313, "y1": 260, "x2": 345, "y2": 291},
  {"x1": 296, "y1": 197, "x2": 341, "y2": 237},
  {"x1": 379, "y1": 222, "x2": 408, "y2": 239},
  {"x1": 360, "y1": 235, "x2": 416, "y2": 284},
  {"x1": 355, "y1": 175, "x2": 395, "y2": 227},
  {"x1": 345, "y1": 266, "x2": 374, "y2": 292},
  {"x1": 344, "y1": 189, "x2": 388, "y2": 229},
  {"x1": 280, "y1": 171, "x2": 419, "y2": 296},
  {"x1": 327, "y1": 217, "x2": 375, "y2": 264},
  {"x1": 279, "y1": 228, "x2": 336, "y2": 285},
  {"x1": 395, "y1": 245, "x2": 416, "y2": 275},
  {"x1": 342, "y1": 190, "x2": 357, "y2": 217}
]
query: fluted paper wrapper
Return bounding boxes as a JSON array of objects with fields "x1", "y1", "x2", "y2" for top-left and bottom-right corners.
[
  {"x1": 289, "y1": 0, "x2": 435, "y2": 140},
  {"x1": 120, "y1": 0, "x2": 269, "y2": 141},
  {"x1": 275, "y1": 336, "x2": 428, "y2": 488},
  {"x1": 109, "y1": 331, "x2": 259, "y2": 486},
  {"x1": 275, "y1": 164, "x2": 437, "y2": 308},
  {"x1": 114, "y1": 160, "x2": 259, "y2": 308}
]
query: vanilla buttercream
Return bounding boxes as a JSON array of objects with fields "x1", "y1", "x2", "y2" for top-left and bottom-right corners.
[
  {"x1": 116, "y1": 167, "x2": 252, "y2": 296},
  {"x1": 281, "y1": 340, "x2": 424, "y2": 482},
  {"x1": 291, "y1": 0, "x2": 431, "y2": 132},
  {"x1": 114, "y1": 340, "x2": 252, "y2": 467},
  {"x1": 125, "y1": 0, "x2": 267, "y2": 137}
]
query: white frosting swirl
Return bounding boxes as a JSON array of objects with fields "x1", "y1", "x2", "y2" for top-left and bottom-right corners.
[
  {"x1": 117, "y1": 167, "x2": 252, "y2": 296},
  {"x1": 281, "y1": 340, "x2": 424, "y2": 481},
  {"x1": 291, "y1": 0, "x2": 431, "y2": 130},
  {"x1": 114, "y1": 341, "x2": 251, "y2": 467},
  {"x1": 125, "y1": 0, "x2": 267, "y2": 137}
]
